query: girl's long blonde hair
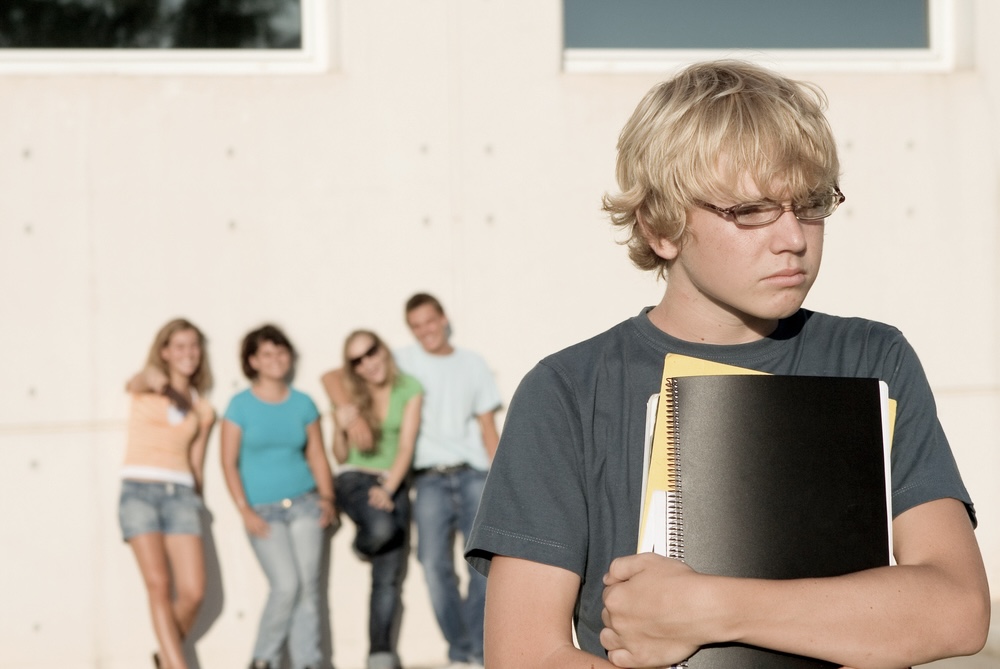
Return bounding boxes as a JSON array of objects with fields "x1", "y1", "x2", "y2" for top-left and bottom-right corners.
[{"x1": 342, "y1": 329, "x2": 398, "y2": 441}]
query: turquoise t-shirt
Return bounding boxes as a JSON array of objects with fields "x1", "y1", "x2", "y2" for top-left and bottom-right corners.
[
  {"x1": 224, "y1": 387, "x2": 320, "y2": 505},
  {"x1": 345, "y1": 374, "x2": 422, "y2": 471}
]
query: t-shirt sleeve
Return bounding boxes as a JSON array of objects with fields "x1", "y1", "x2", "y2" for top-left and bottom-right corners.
[
  {"x1": 470, "y1": 354, "x2": 502, "y2": 416},
  {"x1": 300, "y1": 392, "x2": 320, "y2": 424},
  {"x1": 223, "y1": 393, "x2": 245, "y2": 428},
  {"x1": 400, "y1": 374, "x2": 423, "y2": 401},
  {"x1": 882, "y1": 332, "x2": 975, "y2": 526},
  {"x1": 466, "y1": 361, "x2": 590, "y2": 578}
]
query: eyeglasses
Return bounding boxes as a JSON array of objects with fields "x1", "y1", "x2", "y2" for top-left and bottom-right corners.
[
  {"x1": 696, "y1": 187, "x2": 845, "y2": 227},
  {"x1": 349, "y1": 341, "x2": 380, "y2": 368}
]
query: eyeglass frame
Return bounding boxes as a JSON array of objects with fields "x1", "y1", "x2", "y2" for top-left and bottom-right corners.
[
  {"x1": 348, "y1": 341, "x2": 380, "y2": 368},
  {"x1": 695, "y1": 186, "x2": 845, "y2": 227}
]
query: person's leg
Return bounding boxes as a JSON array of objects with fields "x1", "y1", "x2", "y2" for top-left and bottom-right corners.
[
  {"x1": 248, "y1": 517, "x2": 300, "y2": 668},
  {"x1": 285, "y1": 495, "x2": 325, "y2": 669},
  {"x1": 368, "y1": 484, "x2": 410, "y2": 659},
  {"x1": 129, "y1": 533, "x2": 188, "y2": 669},
  {"x1": 413, "y1": 473, "x2": 470, "y2": 663},
  {"x1": 456, "y1": 469, "x2": 489, "y2": 665},
  {"x1": 337, "y1": 472, "x2": 404, "y2": 557},
  {"x1": 161, "y1": 484, "x2": 206, "y2": 637},
  {"x1": 120, "y1": 481, "x2": 188, "y2": 669},
  {"x1": 163, "y1": 534, "x2": 205, "y2": 636}
]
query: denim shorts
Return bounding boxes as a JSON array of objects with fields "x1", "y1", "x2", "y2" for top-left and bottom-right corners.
[{"x1": 118, "y1": 479, "x2": 204, "y2": 541}]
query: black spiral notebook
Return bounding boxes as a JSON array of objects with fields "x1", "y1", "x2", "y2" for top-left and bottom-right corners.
[{"x1": 639, "y1": 370, "x2": 893, "y2": 669}]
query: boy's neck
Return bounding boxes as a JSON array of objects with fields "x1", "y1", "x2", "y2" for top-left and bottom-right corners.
[{"x1": 647, "y1": 298, "x2": 779, "y2": 345}]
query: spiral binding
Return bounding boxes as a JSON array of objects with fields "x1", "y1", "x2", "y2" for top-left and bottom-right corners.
[
  {"x1": 663, "y1": 378, "x2": 689, "y2": 669},
  {"x1": 663, "y1": 378, "x2": 684, "y2": 561}
]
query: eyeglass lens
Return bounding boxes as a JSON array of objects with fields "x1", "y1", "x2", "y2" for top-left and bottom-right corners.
[
  {"x1": 731, "y1": 190, "x2": 843, "y2": 225},
  {"x1": 349, "y1": 341, "x2": 379, "y2": 367}
]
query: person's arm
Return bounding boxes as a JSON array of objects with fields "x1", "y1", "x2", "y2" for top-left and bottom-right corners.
[
  {"x1": 303, "y1": 419, "x2": 337, "y2": 527},
  {"x1": 321, "y1": 367, "x2": 374, "y2": 450},
  {"x1": 219, "y1": 418, "x2": 269, "y2": 537},
  {"x1": 368, "y1": 395, "x2": 421, "y2": 511},
  {"x1": 601, "y1": 497, "x2": 989, "y2": 669},
  {"x1": 331, "y1": 413, "x2": 350, "y2": 465},
  {"x1": 477, "y1": 410, "x2": 500, "y2": 461},
  {"x1": 486, "y1": 556, "x2": 617, "y2": 668},
  {"x1": 188, "y1": 406, "x2": 215, "y2": 495}
]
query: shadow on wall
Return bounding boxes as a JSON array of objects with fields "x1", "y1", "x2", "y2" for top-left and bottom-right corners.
[{"x1": 184, "y1": 508, "x2": 224, "y2": 669}]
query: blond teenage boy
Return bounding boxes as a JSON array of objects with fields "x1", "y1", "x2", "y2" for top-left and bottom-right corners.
[{"x1": 465, "y1": 60, "x2": 989, "y2": 669}]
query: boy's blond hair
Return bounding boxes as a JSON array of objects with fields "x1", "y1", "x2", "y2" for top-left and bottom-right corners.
[{"x1": 603, "y1": 60, "x2": 841, "y2": 276}]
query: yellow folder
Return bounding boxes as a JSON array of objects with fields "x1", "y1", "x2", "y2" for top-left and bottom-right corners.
[{"x1": 637, "y1": 354, "x2": 896, "y2": 552}]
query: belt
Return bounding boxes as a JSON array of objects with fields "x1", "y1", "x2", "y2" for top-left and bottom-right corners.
[{"x1": 414, "y1": 463, "x2": 471, "y2": 476}]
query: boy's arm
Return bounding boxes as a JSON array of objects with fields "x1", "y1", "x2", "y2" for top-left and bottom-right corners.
[
  {"x1": 320, "y1": 367, "x2": 373, "y2": 450},
  {"x1": 486, "y1": 555, "x2": 617, "y2": 669},
  {"x1": 601, "y1": 497, "x2": 989, "y2": 669},
  {"x1": 477, "y1": 410, "x2": 500, "y2": 461}
]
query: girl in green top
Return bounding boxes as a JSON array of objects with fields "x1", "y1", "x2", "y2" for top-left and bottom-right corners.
[{"x1": 332, "y1": 330, "x2": 422, "y2": 669}]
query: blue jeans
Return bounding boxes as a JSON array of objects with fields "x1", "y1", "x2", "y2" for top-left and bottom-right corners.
[
  {"x1": 335, "y1": 471, "x2": 410, "y2": 662},
  {"x1": 413, "y1": 466, "x2": 487, "y2": 665},
  {"x1": 247, "y1": 491, "x2": 324, "y2": 669},
  {"x1": 118, "y1": 479, "x2": 203, "y2": 541}
]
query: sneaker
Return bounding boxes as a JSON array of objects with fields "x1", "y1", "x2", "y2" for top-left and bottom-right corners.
[{"x1": 367, "y1": 651, "x2": 399, "y2": 669}]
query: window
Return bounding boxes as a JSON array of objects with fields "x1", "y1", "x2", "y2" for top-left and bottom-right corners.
[
  {"x1": 563, "y1": 0, "x2": 967, "y2": 73},
  {"x1": 0, "y1": 0, "x2": 331, "y2": 75}
]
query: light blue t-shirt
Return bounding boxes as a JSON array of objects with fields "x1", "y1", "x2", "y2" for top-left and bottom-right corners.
[
  {"x1": 224, "y1": 387, "x2": 320, "y2": 505},
  {"x1": 394, "y1": 345, "x2": 502, "y2": 471}
]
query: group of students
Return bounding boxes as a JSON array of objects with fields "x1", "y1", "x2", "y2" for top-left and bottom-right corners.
[
  {"x1": 119, "y1": 293, "x2": 500, "y2": 669},
  {"x1": 119, "y1": 58, "x2": 990, "y2": 669}
]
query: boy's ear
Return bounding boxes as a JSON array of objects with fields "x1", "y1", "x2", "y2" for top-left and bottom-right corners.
[{"x1": 637, "y1": 211, "x2": 680, "y2": 261}]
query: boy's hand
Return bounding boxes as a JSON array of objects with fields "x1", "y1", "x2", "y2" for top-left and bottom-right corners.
[{"x1": 601, "y1": 553, "x2": 721, "y2": 668}]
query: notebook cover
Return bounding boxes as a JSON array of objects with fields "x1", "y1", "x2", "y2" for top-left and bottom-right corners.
[{"x1": 662, "y1": 374, "x2": 890, "y2": 669}]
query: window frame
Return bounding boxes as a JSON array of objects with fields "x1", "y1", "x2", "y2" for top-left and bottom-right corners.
[
  {"x1": 563, "y1": 0, "x2": 968, "y2": 74},
  {"x1": 0, "y1": 0, "x2": 332, "y2": 76}
]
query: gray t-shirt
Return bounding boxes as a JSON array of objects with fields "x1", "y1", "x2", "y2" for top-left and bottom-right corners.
[{"x1": 466, "y1": 308, "x2": 974, "y2": 658}]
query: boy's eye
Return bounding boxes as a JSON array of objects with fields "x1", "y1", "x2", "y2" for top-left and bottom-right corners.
[{"x1": 733, "y1": 203, "x2": 775, "y2": 216}]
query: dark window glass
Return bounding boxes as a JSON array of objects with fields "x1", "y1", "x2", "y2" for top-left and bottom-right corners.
[
  {"x1": 564, "y1": 0, "x2": 929, "y2": 50},
  {"x1": 0, "y1": 0, "x2": 302, "y2": 49}
]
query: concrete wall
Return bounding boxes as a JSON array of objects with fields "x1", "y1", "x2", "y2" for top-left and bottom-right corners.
[{"x1": 1, "y1": 1, "x2": 997, "y2": 667}]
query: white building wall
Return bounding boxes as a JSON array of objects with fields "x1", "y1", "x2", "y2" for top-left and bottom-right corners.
[{"x1": 0, "y1": 1, "x2": 997, "y2": 668}]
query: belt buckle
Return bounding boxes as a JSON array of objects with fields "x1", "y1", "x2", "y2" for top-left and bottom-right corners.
[{"x1": 281, "y1": 498, "x2": 293, "y2": 509}]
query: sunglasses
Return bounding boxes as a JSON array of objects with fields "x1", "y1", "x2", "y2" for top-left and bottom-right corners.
[{"x1": 349, "y1": 341, "x2": 380, "y2": 368}]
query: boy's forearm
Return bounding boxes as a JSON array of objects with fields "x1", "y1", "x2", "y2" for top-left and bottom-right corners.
[
  {"x1": 477, "y1": 411, "x2": 500, "y2": 459},
  {"x1": 603, "y1": 499, "x2": 989, "y2": 669},
  {"x1": 732, "y1": 499, "x2": 988, "y2": 668},
  {"x1": 724, "y1": 563, "x2": 986, "y2": 668}
]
